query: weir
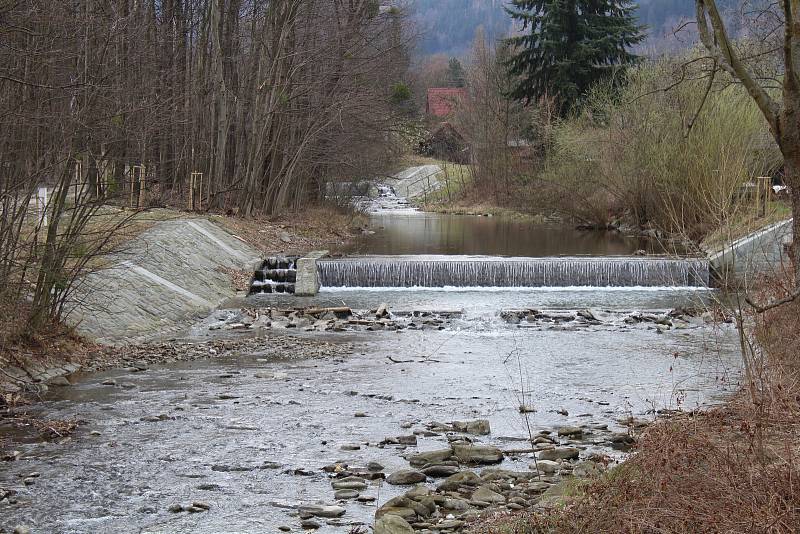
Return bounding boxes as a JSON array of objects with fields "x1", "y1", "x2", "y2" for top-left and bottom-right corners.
[{"x1": 317, "y1": 255, "x2": 710, "y2": 288}]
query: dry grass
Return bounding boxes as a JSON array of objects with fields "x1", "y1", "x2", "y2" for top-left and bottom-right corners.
[
  {"x1": 475, "y1": 279, "x2": 800, "y2": 534},
  {"x1": 211, "y1": 204, "x2": 366, "y2": 257}
]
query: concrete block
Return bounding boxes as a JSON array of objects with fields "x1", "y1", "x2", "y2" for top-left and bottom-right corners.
[{"x1": 295, "y1": 250, "x2": 329, "y2": 296}]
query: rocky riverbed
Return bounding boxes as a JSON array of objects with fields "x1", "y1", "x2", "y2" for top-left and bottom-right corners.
[{"x1": 0, "y1": 290, "x2": 741, "y2": 533}]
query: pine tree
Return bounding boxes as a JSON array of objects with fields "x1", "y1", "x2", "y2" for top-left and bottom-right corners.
[
  {"x1": 447, "y1": 57, "x2": 466, "y2": 87},
  {"x1": 504, "y1": 0, "x2": 644, "y2": 111}
]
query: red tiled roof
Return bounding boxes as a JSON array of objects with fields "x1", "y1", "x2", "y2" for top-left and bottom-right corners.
[{"x1": 426, "y1": 88, "x2": 467, "y2": 117}]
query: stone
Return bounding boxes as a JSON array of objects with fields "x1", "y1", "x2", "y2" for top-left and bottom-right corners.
[
  {"x1": 574, "y1": 460, "x2": 604, "y2": 478},
  {"x1": 331, "y1": 477, "x2": 367, "y2": 491},
  {"x1": 300, "y1": 519, "x2": 320, "y2": 529},
  {"x1": 387, "y1": 469, "x2": 426, "y2": 485},
  {"x1": 532, "y1": 460, "x2": 560, "y2": 474},
  {"x1": 299, "y1": 505, "x2": 346, "y2": 518},
  {"x1": 519, "y1": 405, "x2": 536, "y2": 413},
  {"x1": 101, "y1": 379, "x2": 117, "y2": 386},
  {"x1": 397, "y1": 435, "x2": 418, "y2": 445},
  {"x1": 168, "y1": 504, "x2": 184, "y2": 513},
  {"x1": 441, "y1": 498, "x2": 470, "y2": 511},
  {"x1": 279, "y1": 232, "x2": 292, "y2": 243},
  {"x1": 452, "y1": 444, "x2": 504, "y2": 465},
  {"x1": 48, "y1": 376, "x2": 71, "y2": 387},
  {"x1": 340, "y1": 444, "x2": 361, "y2": 451},
  {"x1": 279, "y1": 527, "x2": 291, "y2": 532},
  {"x1": 557, "y1": 426, "x2": 583, "y2": 438},
  {"x1": 192, "y1": 501, "x2": 211, "y2": 510},
  {"x1": 408, "y1": 448, "x2": 453, "y2": 467},
  {"x1": 472, "y1": 486, "x2": 506, "y2": 504},
  {"x1": 367, "y1": 461, "x2": 385, "y2": 472},
  {"x1": 538, "y1": 447, "x2": 579, "y2": 461},
  {"x1": 437, "y1": 470, "x2": 481, "y2": 491},
  {"x1": 421, "y1": 464, "x2": 459, "y2": 477},
  {"x1": 354, "y1": 412, "x2": 367, "y2": 418},
  {"x1": 451, "y1": 419, "x2": 491, "y2": 435},
  {"x1": 374, "y1": 514, "x2": 414, "y2": 534},
  {"x1": 12, "y1": 527, "x2": 31, "y2": 534},
  {"x1": 334, "y1": 489, "x2": 359, "y2": 499}
]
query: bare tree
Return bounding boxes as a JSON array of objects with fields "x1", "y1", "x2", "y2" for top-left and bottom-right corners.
[{"x1": 695, "y1": 1, "x2": 800, "y2": 290}]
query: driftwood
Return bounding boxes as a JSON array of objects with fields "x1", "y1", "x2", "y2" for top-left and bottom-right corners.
[{"x1": 303, "y1": 307, "x2": 352, "y2": 316}]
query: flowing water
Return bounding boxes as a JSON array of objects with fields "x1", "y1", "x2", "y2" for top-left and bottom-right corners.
[
  {"x1": 318, "y1": 256, "x2": 709, "y2": 288},
  {"x1": 0, "y1": 212, "x2": 742, "y2": 534}
]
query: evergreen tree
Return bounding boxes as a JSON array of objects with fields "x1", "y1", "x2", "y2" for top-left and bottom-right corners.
[
  {"x1": 504, "y1": 0, "x2": 644, "y2": 111},
  {"x1": 447, "y1": 57, "x2": 466, "y2": 87}
]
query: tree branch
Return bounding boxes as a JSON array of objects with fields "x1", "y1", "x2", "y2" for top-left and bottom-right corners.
[{"x1": 696, "y1": 0, "x2": 781, "y2": 131}]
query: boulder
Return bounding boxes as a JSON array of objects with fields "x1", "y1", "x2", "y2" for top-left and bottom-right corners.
[
  {"x1": 387, "y1": 469, "x2": 426, "y2": 485},
  {"x1": 374, "y1": 514, "x2": 414, "y2": 534},
  {"x1": 451, "y1": 419, "x2": 491, "y2": 435},
  {"x1": 437, "y1": 470, "x2": 481, "y2": 491},
  {"x1": 452, "y1": 444, "x2": 504, "y2": 465},
  {"x1": 472, "y1": 486, "x2": 506, "y2": 504},
  {"x1": 421, "y1": 464, "x2": 459, "y2": 477},
  {"x1": 532, "y1": 459, "x2": 560, "y2": 474},
  {"x1": 538, "y1": 447, "x2": 579, "y2": 461},
  {"x1": 557, "y1": 426, "x2": 583, "y2": 438},
  {"x1": 331, "y1": 476, "x2": 368, "y2": 490},
  {"x1": 408, "y1": 448, "x2": 453, "y2": 467},
  {"x1": 298, "y1": 505, "x2": 345, "y2": 518}
]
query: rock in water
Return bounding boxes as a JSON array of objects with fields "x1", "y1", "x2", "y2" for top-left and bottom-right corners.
[
  {"x1": 452, "y1": 444, "x2": 504, "y2": 465},
  {"x1": 451, "y1": 419, "x2": 491, "y2": 435},
  {"x1": 386, "y1": 469, "x2": 426, "y2": 485},
  {"x1": 557, "y1": 426, "x2": 583, "y2": 438},
  {"x1": 299, "y1": 505, "x2": 346, "y2": 518},
  {"x1": 374, "y1": 514, "x2": 414, "y2": 534},
  {"x1": 408, "y1": 448, "x2": 453, "y2": 467},
  {"x1": 538, "y1": 447, "x2": 579, "y2": 461}
]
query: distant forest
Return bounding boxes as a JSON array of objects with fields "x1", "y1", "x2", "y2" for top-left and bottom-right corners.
[{"x1": 411, "y1": 0, "x2": 739, "y2": 57}]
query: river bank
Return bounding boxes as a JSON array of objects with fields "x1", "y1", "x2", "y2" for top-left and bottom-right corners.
[{"x1": 0, "y1": 205, "x2": 365, "y2": 400}]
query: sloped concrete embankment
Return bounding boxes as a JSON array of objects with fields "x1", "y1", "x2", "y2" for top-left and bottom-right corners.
[
  {"x1": 707, "y1": 219, "x2": 793, "y2": 284},
  {"x1": 68, "y1": 218, "x2": 260, "y2": 344}
]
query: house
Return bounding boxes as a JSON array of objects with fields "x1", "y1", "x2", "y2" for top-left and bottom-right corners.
[
  {"x1": 418, "y1": 122, "x2": 470, "y2": 164},
  {"x1": 426, "y1": 87, "x2": 467, "y2": 117}
]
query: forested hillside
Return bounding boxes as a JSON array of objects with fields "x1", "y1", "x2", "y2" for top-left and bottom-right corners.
[{"x1": 412, "y1": 0, "x2": 728, "y2": 56}]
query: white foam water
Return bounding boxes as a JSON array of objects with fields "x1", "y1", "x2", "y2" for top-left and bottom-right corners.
[{"x1": 318, "y1": 255, "x2": 710, "y2": 289}]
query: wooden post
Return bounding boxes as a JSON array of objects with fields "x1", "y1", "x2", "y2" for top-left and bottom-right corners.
[
  {"x1": 130, "y1": 165, "x2": 144, "y2": 208},
  {"x1": 74, "y1": 159, "x2": 83, "y2": 202},
  {"x1": 190, "y1": 172, "x2": 203, "y2": 210},
  {"x1": 757, "y1": 176, "x2": 771, "y2": 217},
  {"x1": 138, "y1": 165, "x2": 145, "y2": 208}
]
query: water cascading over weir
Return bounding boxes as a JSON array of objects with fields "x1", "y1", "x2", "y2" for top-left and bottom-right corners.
[{"x1": 316, "y1": 255, "x2": 710, "y2": 289}]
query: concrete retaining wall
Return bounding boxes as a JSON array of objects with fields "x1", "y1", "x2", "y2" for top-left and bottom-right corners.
[
  {"x1": 67, "y1": 218, "x2": 260, "y2": 344},
  {"x1": 708, "y1": 219, "x2": 793, "y2": 285}
]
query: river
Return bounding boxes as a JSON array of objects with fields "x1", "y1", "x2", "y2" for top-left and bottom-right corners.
[{"x1": 0, "y1": 211, "x2": 741, "y2": 534}]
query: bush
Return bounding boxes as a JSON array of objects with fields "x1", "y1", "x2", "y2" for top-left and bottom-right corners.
[{"x1": 535, "y1": 55, "x2": 782, "y2": 238}]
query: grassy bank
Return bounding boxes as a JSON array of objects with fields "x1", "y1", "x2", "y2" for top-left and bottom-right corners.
[{"x1": 474, "y1": 281, "x2": 800, "y2": 533}]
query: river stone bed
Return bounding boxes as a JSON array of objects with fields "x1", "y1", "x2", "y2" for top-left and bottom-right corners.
[
  {"x1": 0, "y1": 296, "x2": 739, "y2": 533},
  {"x1": 197, "y1": 306, "x2": 462, "y2": 335}
]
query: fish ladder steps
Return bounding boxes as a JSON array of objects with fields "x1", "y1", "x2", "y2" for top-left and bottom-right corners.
[{"x1": 317, "y1": 255, "x2": 710, "y2": 289}]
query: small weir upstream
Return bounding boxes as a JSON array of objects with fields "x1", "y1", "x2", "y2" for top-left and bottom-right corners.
[{"x1": 318, "y1": 255, "x2": 709, "y2": 289}]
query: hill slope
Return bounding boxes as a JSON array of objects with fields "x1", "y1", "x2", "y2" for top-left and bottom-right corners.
[{"x1": 411, "y1": 0, "x2": 705, "y2": 57}]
